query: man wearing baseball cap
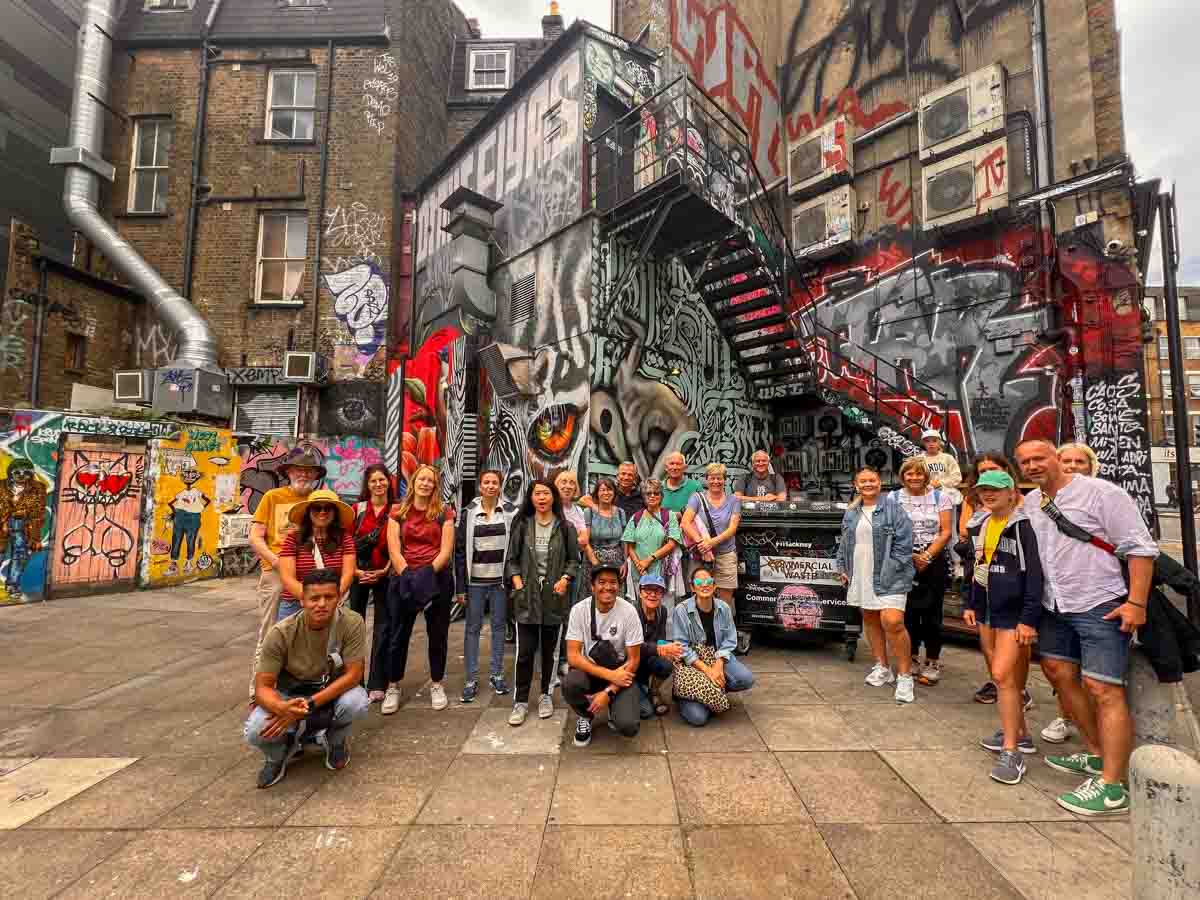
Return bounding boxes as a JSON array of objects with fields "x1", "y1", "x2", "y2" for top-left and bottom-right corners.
[
  {"x1": 561, "y1": 563, "x2": 644, "y2": 746},
  {"x1": 634, "y1": 572, "x2": 684, "y2": 719},
  {"x1": 919, "y1": 429, "x2": 962, "y2": 504}
]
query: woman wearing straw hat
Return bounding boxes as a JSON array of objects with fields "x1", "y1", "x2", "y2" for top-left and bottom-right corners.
[{"x1": 275, "y1": 488, "x2": 357, "y2": 621}]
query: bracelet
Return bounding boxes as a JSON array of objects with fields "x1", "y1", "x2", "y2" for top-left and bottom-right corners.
[{"x1": 1127, "y1": 600, "x2": 1146, "y2": 608}]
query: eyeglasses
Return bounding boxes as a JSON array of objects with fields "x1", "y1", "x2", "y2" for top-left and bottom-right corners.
[
  {"x1": 644, "y1": 491, "x2": 662, "y2": 497},
  {"x1": 311, "y1": 504, "x2": 336, "y2": 513},
  {"x1": 693, "y1": 577, "x2": 715, "y2": 586}
]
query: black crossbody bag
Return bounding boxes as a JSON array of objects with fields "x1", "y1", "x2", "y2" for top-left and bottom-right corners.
[
  {"x1": 276, "y1": 610, "x2": 346, "y2": 732},
  {"x1": 589, "y1": 596, "x2": 624, "y2": 669}
]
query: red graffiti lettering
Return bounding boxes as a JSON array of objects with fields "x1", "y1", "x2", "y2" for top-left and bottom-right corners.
[
  {"x1": 975, "y1": 145, "x2": 1007, "y2": 214},
  {"x1": 786, "y1": 88, "x2": 910, "y2": 141},
  {"x1": 878, "y1": 165, "x2": 914, "y2": 229}
]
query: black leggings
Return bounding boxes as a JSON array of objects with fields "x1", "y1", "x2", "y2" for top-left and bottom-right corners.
[
  {"x1": 349, "y1": 578, "x2": 389, "y2": 691},
  {"x1": 905, "y1": 552, "x2": 947, "y2": 660},
  {"x1": 386, "y1": 567, "x2": 453, "y2": 684},
  {"x1": 514, "y1": 623, "x2": 561, "y2": 704}
]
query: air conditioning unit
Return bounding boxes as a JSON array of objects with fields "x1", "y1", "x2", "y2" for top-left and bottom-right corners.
[
  {"x1": 791, "y1": 185, "x2": 856, "y2": 259},
  {"x1": 113, "y1": 370, "x2": 153, "y2": 405},
  {"x1": 918, "y1": 64, "x2": 1006, "y2": 163},
  {"x1": 281, "y1": 351, "x2": 319, "y2": 383},
  {"x1": 787, "y1": 116, "x2": 853, "y2": 199},
  {"x1": 922, "y1": 137, "x2": 1009, "y2": 230}
]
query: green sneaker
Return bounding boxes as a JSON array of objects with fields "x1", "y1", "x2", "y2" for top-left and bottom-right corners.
[
  {"x1": 1056, "y1": 778, "x2": 1129, "y2": 816},
  {"x1": 1045, "y1": 751, "x2": 1102, "y2": 777}
]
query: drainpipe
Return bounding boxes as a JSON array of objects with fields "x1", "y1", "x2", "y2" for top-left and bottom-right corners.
[
  {"x1": 51, "y1": 0, "x2": 218, "y2": 370},
  {"x1": 1030, "y1": 0, "x2": 1054, "y2": 190},
  {"x1": 28, "y1": 259, "x2": 49, "y2": 408},
  {"x1": 182, "y1": 0, "x2": 223, "y2": 299},
  {"x1": 311, "y1": 39, "x2": 335, "y2": 349}
]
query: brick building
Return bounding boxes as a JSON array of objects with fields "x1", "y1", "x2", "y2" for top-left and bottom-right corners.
[{"x1": 1143, "y1": 286, "x2": 1200, "y2": 503}]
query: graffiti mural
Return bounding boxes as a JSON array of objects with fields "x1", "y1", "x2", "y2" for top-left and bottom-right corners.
[
  {"x1": 400, "y1": 326, "x2": 458, "y2": 490},
  {"x1": 0, "y1": 459, "x2": 48, "y2": 604},
  {"x1": 238, "y1": 436, "x2": 384, "y2": 513},
  {"x1": 324, "y1": 202, "x2": 385, "y2": 270},
  {"x1": 125, "y1": 318, "x2": 176, "y2": 367},
  {"x1": 363, "y1": 52, "x2": 399, "y2": 136},
  {"x1": 318, "y1": 380, "x2": 385, "y2": 436},
  {"x1": 142, "y1": 429, "x2": 242, "y2": 588},
  {"x1": 322, "y1": 262, "x2": 389, "y2": 356},
  {"x1": 51, "y1": 448, "x2": 144, "y2": 587},
  {"x1": 583, "y1": 38, "x2": 656, "y2": 135}
]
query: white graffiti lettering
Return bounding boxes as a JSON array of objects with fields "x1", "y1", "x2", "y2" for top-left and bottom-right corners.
[{"x1": 363, "y1": 53, "x2": 399, "y2": 135}]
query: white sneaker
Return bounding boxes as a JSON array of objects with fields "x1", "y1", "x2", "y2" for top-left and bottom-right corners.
[
  {"x1": 865, "y1": 663, "x2": 895, "y2": 687},
  {"x1": 381, "y1": 685, "x2": 402, "y2": 715},
  {"x1": 1041, "y1": 717, "x2": 1078, "y2": 743},
  {"x1": 538, "y1": 693, "x2": 554, "y2": 719},
  {"x1": 918, "y1": 661, "x2": 942, "y2": 685},
  {"x1": 894, "y1": 674, "x2": 915, "y2": 704},
  {"x1": 508, "y1": 703, "x2": 528, "y2": 726},
  {"x1": 430, "y1": 682, "x2": 448, "y2": 711}
]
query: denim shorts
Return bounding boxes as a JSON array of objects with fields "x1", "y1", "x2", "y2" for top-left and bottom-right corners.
[{"x1": 1038, "y1": 598, "x2": 1131, "y2": 685}]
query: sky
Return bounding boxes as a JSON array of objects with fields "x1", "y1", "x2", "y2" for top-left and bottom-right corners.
[{"x1": 453, "y1": 1, "x2": 1192, "y2": 284}]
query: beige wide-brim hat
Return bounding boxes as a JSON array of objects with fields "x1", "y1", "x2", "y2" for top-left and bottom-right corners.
[{"x1": 287, "y1": 488, "x2": 355, "y2": 530}]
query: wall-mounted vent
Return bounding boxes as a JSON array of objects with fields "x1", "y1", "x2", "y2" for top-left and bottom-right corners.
[
  {"x1": 918, "y1": 64, "x2": 1006, "y2": 163},
  {"x1": 787, "y1": 116, "x2": 853, "y2": 200},
  {"x1": 791, "y1": 185, "x2": 856, "y2": 259},
  {"x1": 113, "y1": 370, "x2": 153, "y2": 404},
  {"x1": 281, "y1": 351, "x2": 319, "y2": 383},
  {"x1": 510, "y1": 273, "x2": 536, "y2": 324},
  {"x1": 922, "y1": 137, "x2": 1010, "y2": 230}
]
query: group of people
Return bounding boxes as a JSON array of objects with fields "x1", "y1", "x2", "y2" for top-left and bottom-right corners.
[
  {"x1": 837, "y1": 433, "x2": 1155, "y2": 816},
  {"x1": 242, "y1": 448, "x2": 762, "y2": 787}
]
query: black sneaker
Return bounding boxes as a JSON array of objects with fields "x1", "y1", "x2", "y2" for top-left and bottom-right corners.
[
  {"x1": 256, "y1": 738, "x2": 299, "y2": 789},
  {"x1": 573, "y1": 716, "x2": 593, "y2": 747},
  {"x1": 461, "y1": 680, "x2": 479, "y2": 703},
  {"x1": 974, "y1": 681, "x2": 998, "y2": 704},
  {"x1": 325, "y1": 736, "x2": 350, "y2": 771}
]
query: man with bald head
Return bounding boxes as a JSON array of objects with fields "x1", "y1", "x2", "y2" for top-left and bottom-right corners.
[
  {"x1": 733, "y1": 450, "x2": 787, "y2": 502},
  {"x1": 1014, "y1": 438, "x2": 1156, "y2": 817},
  {"x1": 661, "y1": 451, "x2": 702, "y2": 514}
]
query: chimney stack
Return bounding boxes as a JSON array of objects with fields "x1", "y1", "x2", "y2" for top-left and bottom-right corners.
[
  {"x1": 542, "y1": 1, "x2": 563, "y2": 41},
  {"x1": 465, "y1": 17, "x2": 482, "y2": 39}
]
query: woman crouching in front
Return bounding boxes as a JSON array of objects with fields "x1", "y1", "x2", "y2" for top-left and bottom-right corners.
[
  {"x1": 668, "y1": 565, "x2": 754, "y2": 726},
  {"x1": 962, "y1": 469, "x2": 1044, "y2": 784},
  {"x1": 836, "y1": 466, "x2": 917, "y2": 703}
]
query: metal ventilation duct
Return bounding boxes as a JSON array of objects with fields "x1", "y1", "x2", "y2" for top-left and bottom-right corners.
[{"x1": 53, "y1": 0, "x2": 218, "y2": 371}]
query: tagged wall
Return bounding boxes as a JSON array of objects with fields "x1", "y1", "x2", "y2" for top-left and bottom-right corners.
[
  {"x1": 237, "y1": 435, "x2": 384, "y2": 513},
  {"x1": 141, "y1": 428, "x2": 243, "y2": 588}
]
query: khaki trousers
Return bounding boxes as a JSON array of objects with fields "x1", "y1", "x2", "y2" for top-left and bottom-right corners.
[{"x1": 249, "y1": 567, "x2": 284, "y2": 698}]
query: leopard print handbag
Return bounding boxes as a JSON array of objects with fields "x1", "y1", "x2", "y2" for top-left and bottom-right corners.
[{"x1": 671, "y1": 643, "x2": 731, "y2": 714}]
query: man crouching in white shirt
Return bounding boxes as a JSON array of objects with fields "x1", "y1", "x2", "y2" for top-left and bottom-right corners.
[{"x1": 1015, "y1": 439, "x2": 1156, "y2": 817}]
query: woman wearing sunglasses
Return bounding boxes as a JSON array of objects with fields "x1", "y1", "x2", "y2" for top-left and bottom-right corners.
[
  {"x1": 667, "y1": 565, "x2": 755, "y2": 726},
  {"x1": 275, "y1": 488, "x2": 357, "y2": 621}
]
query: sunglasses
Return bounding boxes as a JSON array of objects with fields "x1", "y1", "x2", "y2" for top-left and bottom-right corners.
[
  {"x1": 310, "y1": 504, "x2": 336, "y2": 513},
  {"x1": 693, "y1": 577, "x2": 715, "y2": 587}
]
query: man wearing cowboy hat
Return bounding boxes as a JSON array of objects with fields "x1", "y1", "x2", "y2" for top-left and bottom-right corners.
[{"x1": 248, "y1": 446, "x2": 328, "y2": 699}]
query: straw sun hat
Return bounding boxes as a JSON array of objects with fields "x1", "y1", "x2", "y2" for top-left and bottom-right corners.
[{"x1": 287, "y1": 488, "x2": 355, "y2": 529}]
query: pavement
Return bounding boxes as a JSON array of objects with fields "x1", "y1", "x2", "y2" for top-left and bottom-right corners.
[{"x1": 0, "y1": 577, "x2": 1194, "y2": 900}]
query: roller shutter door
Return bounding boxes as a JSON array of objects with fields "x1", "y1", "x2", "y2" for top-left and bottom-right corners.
[{"x1": 233, "y1": 388, "x2": 298, "y2": 436}]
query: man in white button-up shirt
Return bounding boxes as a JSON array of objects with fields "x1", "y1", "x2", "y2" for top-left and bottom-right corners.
[{"x1": 1015, "y1": 440, "x2": 1156, "y2": 817}]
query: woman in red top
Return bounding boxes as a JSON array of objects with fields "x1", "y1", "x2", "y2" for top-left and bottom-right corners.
[
  {"x1": 351, "y1": 464, "x2": 395, "y2": 702},
  {"x1": 275, "y1": 488, "x2": 357, "y2": 621},
  {"x1": 383, "y1": 464, "x2": 455, "y2": 714}
]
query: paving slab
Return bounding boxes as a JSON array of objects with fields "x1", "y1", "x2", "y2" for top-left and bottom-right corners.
[
  {"x1": 776, "y1": 751, "x2": 939, "y2": 824},
  {"x1": 550, "y1": 753, "x2": 677, "y2": 825},
  {"x1": 799, "y1": 666, "x2": 904, "y2": 704},
  {"x1": 51, "y1": 705, "x2": 242, "y2": 759},
  {"x1": 742, "y1": 647, "x2": 809, "y2": 672},
  {"x1": 212, "y1": 826, "x2": 407, "y2": 900},
  {"x1": 10, "y1": 672, "x2": 140, "y2": 708},
  {"x1": 833, "y1": 702, "x2": 975, "y2": 750},
  {"x1": 879, "y1": 749, "x2": 1076, "y2": 822},
  {"x1": 461, "y1": 707, "x2": 567, "y2": 755},
  {"x1": 662, "y1": 705, "x2": 767, "y2": 752},
  {"x1": 1091, "y1": 819, "x2": 1133, "y2": 852},
  {"x1": 686, "y1": 824, "x2": 855, "y2": 899},
  {"x1": 746, "y1": 705, "x2": 870, "y2": 751},
  {"x1": 158, "y1": 754, "x2": 331, "y2": 828},
  {"x1": 957, "y1": 822, "x2": 1131, "y2": 900},
  {"x1": 820, "y1": 823, "x2": 1025, "y2": 900},
  {"x1": 738, "y1": 672, "x2": 822, "y2": 704},
  {"x1": 287, "y1": 752, "x2": 455, "y2": 827},
  {"x1": 0, "y1": 828, "x2": 133, "y2": 900},
  {"x1": 416, "y1": 754, "x2": 558, "y2": 825},
  {"x1": 56, "y1": 828, "x2": 269, "y2": 899},
  {"x1": 560, "y1": 711, "x2": 669, "y2": 754},
  {"x1": 356, "y1": 707, "x2": 483, "y2": 753},
  {"x1": 373, "y1": 825, "x2": 543, "y2": 899},
  {"x1": 0, "y1": 756, "x2": 35, "y2": 776},
  {"x1": 25, "y1": 755, "x2": 236, "y2": 829},
  {"x1": 0, "y1": 756, "x2": 137, "y2": 829},
  {"x1": 531, "y1": 826, "x2": 691, "y2": 900},
  {"x1": 670, "y1": 752, "x2": 809, "y2": 825}
]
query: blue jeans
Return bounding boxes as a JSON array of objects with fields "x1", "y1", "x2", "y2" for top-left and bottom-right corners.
[
  {"x1": 244, "y1": 686, "x2": 369, "y2": 763},
  {"x1": 678, "y1": 656, "x2": 755, "y2": 727},
  {"x1": 464, "y1": 583, "x2": 507, "y2": 681},
  {"x1": 276, "y1": 598, "x2": 301, "y2": 621},
  {"x1": 637, "y1": 655, "x2": 673, "y2": 719},
  {"x1": 1039, "y1": 598, "x2": 1132, "y2": 685},
  {"x1": 170, "y1": 510, "x2": 202, "y2": 560}
]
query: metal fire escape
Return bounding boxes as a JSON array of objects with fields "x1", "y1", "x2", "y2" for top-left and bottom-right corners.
[{"x1": 587, "y1": 76, "x2": 948, "y2": 441}]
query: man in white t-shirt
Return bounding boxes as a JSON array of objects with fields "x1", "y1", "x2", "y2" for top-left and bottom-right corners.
[
  {"x1": 1015, "y1": 439, "x2": 1156, "y2": 818},
  {"x1": 562, "y1": 564, "x2": 643, "y2": 746}
]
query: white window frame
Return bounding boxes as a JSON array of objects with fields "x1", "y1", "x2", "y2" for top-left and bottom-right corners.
[
  {"x1": 128, "y1": 118, "x2": 172, "y2": 213},
  {"x1": 1188, "y1": 374, "x2": 1200, "y2": 399},
  {"x1": 1186, "y1": 337, "x2": 1200, "y2": 360},
  {"x1": 255, "y1": 212, "x2": 308, "y2": 304},
  {"x1": 145, "y1": 0, "x2": 193, "y2": 10},
  {"x1": 281, "y1": 0, "x2": 327, "y2": 6},
  {"x1": 1165, "y1": 413, "x2": 1176, "y2": 445},
  {"x1": 265, "y1": 69, "x2": 317, "y2": 141},
  {"x1": 467, "y1": 47, "x2": 513, "y2": 91},
  {"x1": 1159, "y1": 335, "x2": 1170, "y2": 359},
  {"x1": 1162, "y1": 373, "x2": 1173, "y2": 399}
]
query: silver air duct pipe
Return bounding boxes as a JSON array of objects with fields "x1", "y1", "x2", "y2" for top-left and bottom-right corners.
[
  {"x1": 53, "y1": 0, "x2": 219, "y2": 372},
  {"x1": 441, "y1": 186, "x2": 501, "y2": 326}
]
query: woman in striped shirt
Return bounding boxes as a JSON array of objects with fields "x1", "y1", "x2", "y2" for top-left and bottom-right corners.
[{"x1": 275, "y1": 488, "x2": 357, "y2": 621}]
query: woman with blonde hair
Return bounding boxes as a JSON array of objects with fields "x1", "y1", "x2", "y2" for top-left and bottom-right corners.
[
  {"x1": 1057, "y1": 443, "x2": 1099, "y2": 477},
  {"x1": 836, "y1": 467, "x2": 917, "y2": 702},
  {"x1": 680, "y1": 462, "x2": 744, "y2": 648},
  {"x1": 382, "y1": 464, "x2": 456, "y2": 714},
  {"x1": 894, "y1": 456, "x2": 954, "y2": 685}
]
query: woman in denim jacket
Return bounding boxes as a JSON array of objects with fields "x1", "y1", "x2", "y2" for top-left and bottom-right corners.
[
  {"x1": 836, "y1": 467, "x2": 917, "y2": 703},
  {"x1": 668, "y1": 565, "x2": 755, "y2": 726}
]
